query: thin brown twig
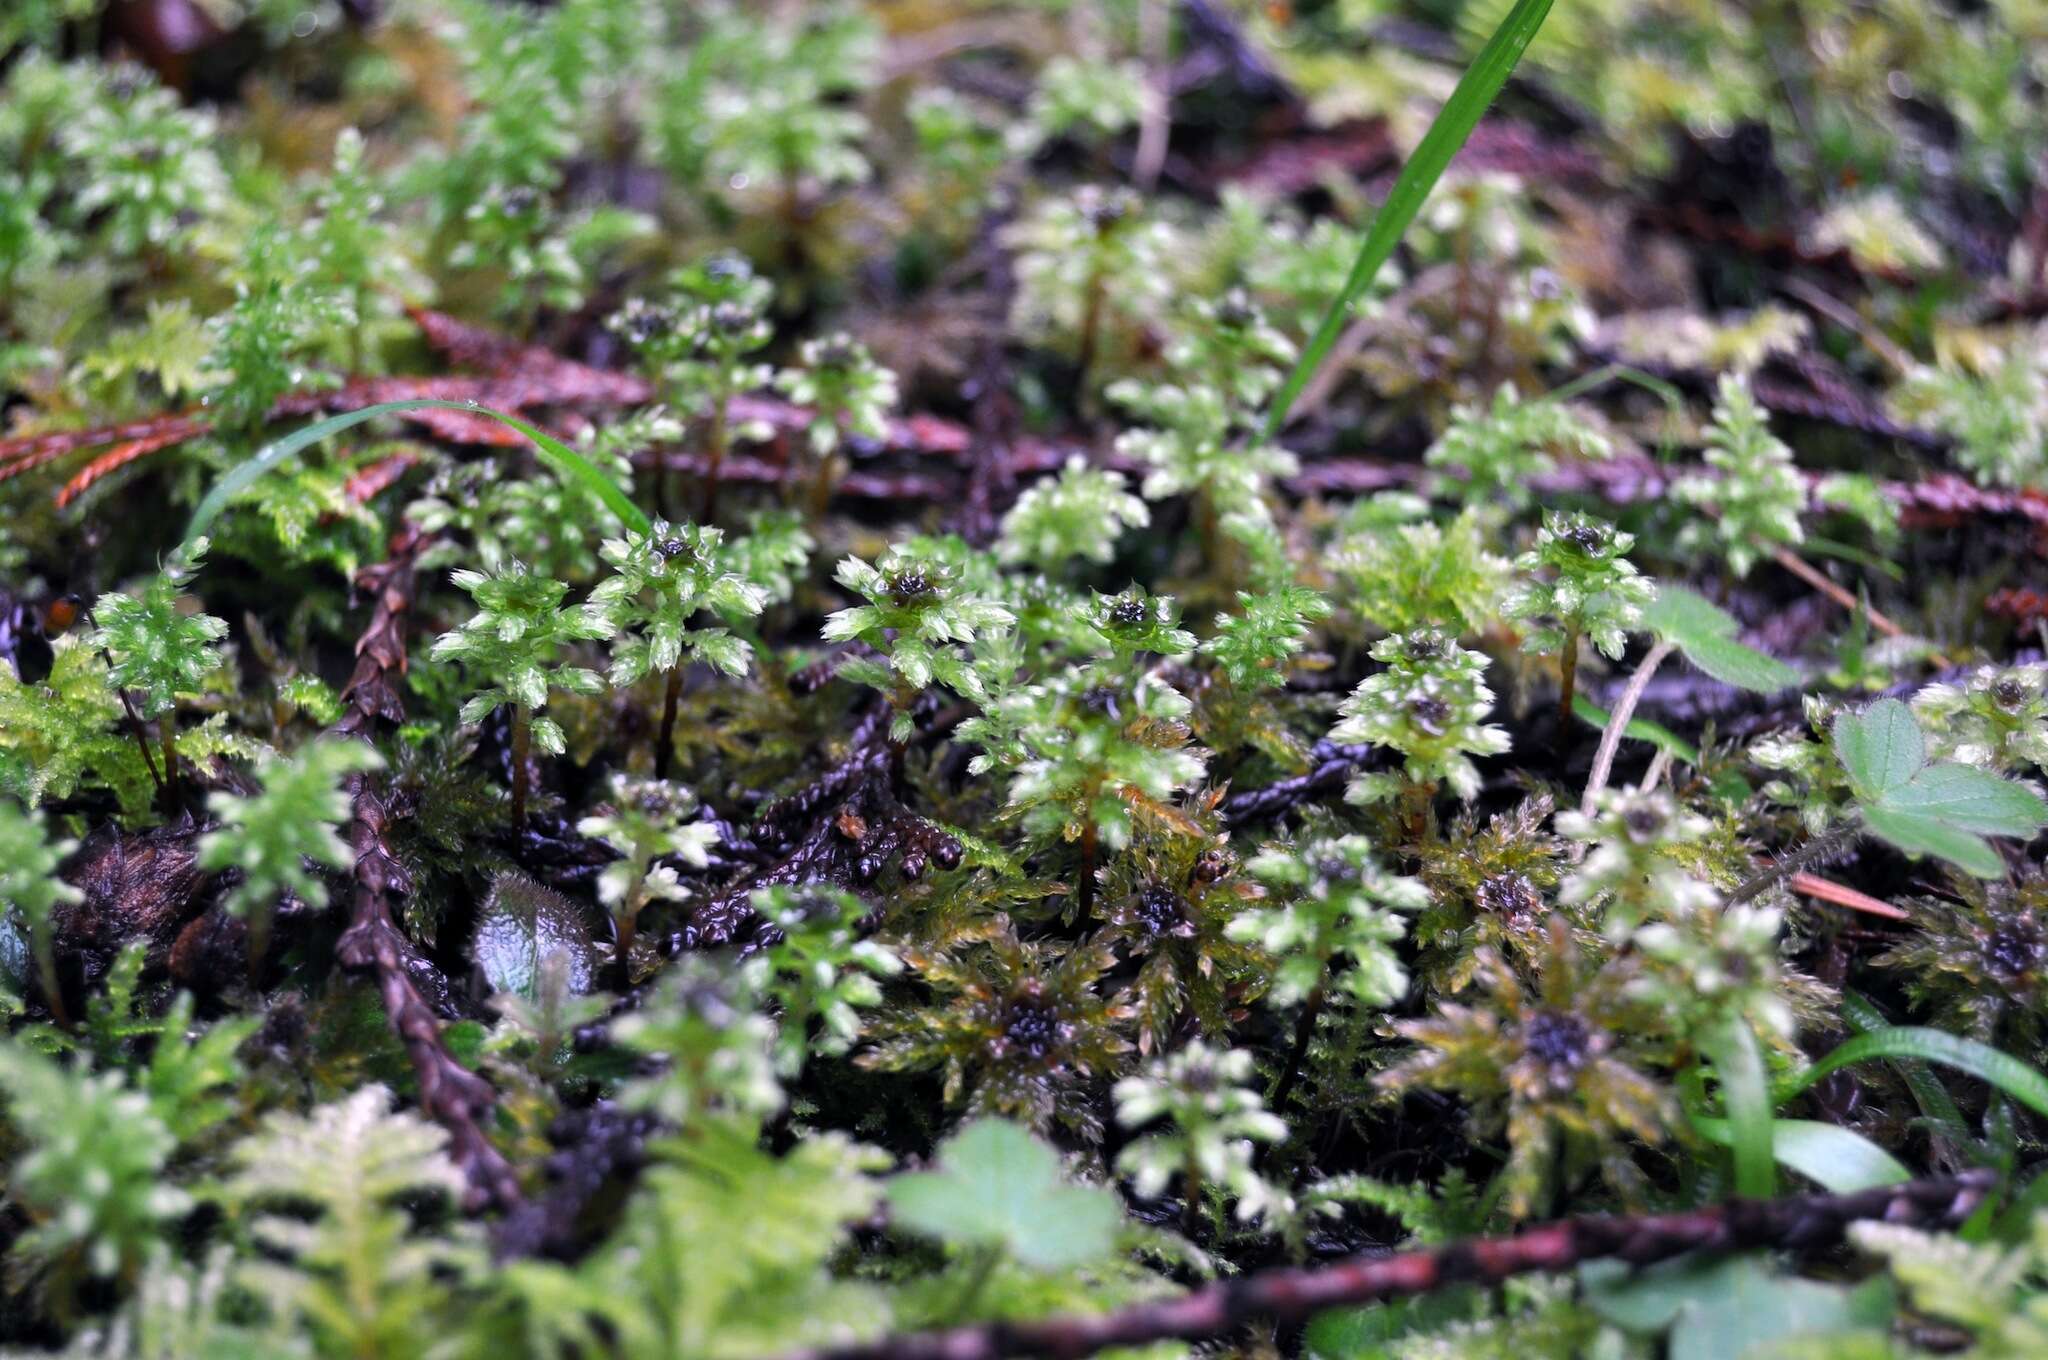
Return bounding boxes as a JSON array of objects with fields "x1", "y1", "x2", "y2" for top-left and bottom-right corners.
[
  {"x1": 1769, "y1": 545, "x2": 1945, "y2": 665},
  {"x1": 771, "y1": 1174, "x2": 1993, "y2": 1360}
]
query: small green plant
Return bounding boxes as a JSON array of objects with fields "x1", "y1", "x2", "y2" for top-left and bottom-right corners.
[
  {"x1": 0, "y1": 1040, "x2": 189, "y2": 1285},
  {"x1": 224, "y1": 1085, "x2": 471, "y2": 1357},
  {"x1": 197, "y1": 738, "x2": 383, "y2": 976},
  {"x1": 60, "y1": 63, "x2": 227, "y2": 260},
  {"x1": 775, "y1": 332, "x2": 899, "y2": 521},
  {"x1": 585, "y1": 519, "x2": 766, "y2": 778},
  {"x1": 576, "y1": 774, "x2": 717, "y2": 985},
  {"x1": 824, "y1": 545, "x2": 1015, "y2": 743},
  {"x1": 87, "y1": 540, "x2": 229, "y2": 808},
  {"x1": 1423, "y1": 383, "x2": 1612, "y2": 511},
  {"x1": 1675, "y1": 373, "x2": 1806, "y2": 578},
  {"x1": 744, "y1": 885, "x2": 901, "y2": 1077},
  {"x1": 0, "y1": 799, "x2": 80, "y2": 1024},
  {"x1": 429, "y1": 556, "x2": 608, "y2": 830},
  {"x1": 1911, "y1": 664, "x2": 2048, "y2": 776},
  {"x1": 611, "y1": 955, "x2": 783, "y2": 1129},
  {"x1": 1875, "y1": 872, "x2": 2048, "y2": 1049},
  {"x1": 1009, "y1": 187, "x2": 1174, "y2": 393},
  {"x1": 1233, "y1": 833, "x2": 1425, "y2": 1104},
  {"x1": 1110, "y1": 378, "x2": 1297, "y2": 570},
  {"x1": 1329, "y1": 499, "x2": 1510, "y2": 637},
  {"x1": 610, "y1": 252, "x2": 776, "y2": 520},
  {"x1": 1833, "y1": 697, "x2": 2048, "y2": 879},
  {"x1": 1114, "y1": 1041, "x2": 1288, "y2": 1234},
  {"x1": 887, "y1": 1116, "x2": 1121, "y2": 1286},
  {"x1": 1502, "y1": 513, "x2": 1653, "y2": 747},
  {"x1": 1555, "y1": 789, "x2": 1719, "y2": 942},
  {"x1": 1007, "y1": 670, "x2": 1206, "y2": 920},
  {"x1": 1329, "y1": 630, "x2": 1511, "y2": 808},
  {"x1": 1021, "y1": 55, "x2": 1146, "y2": 155},
  {"x1": 862, "y1": 924, "x2": 1133, "y2": 1139},
  {"x1": 204, "y1": 224, "x2": 350, "y2": 433},
  {"x1": 997, "y1": 458, "x2": 1151, "y2": 572},
  {"x1": 1893, "y1": 346, "x2": 2048, "y2": 491},
  {"x1": 1382, "y1": 918, "x2": 1675, "y2": 1218}
]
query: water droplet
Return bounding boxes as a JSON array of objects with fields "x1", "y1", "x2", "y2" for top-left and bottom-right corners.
[{"x1": 728, "y1": 173, "x2": 751, "y2": 191}]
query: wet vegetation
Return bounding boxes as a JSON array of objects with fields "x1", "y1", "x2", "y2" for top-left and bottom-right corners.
[{"x1": 5, "y1": 1, "x2": 2048, "y2": 1356}]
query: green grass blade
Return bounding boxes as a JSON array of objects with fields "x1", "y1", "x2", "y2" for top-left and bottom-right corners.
[
  {"x1": 1775, "y1": 1026, "x2": 2048, "y2": 1119},
  {"x1": 1571, "y1": 693, "x2": 1699, "y2": 764},
  {"x1": 1842, "y1": 991, "x2": 1969, "y2": 1139},
  {"x1": 1707, "y1": 1020, "x2": 1777, "y2": 1198},
  {"x1": 181, "y1": 399, "x2": 650, "y2": 550},
  {"x1": 1260, "y1": 0, "x2": 1556, "y2": 439}
]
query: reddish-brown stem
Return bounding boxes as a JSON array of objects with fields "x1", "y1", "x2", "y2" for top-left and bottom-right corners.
[
  {"x1": 1555, "y1": 626, "x2": 1581, "y2": 769},
  {"x1": 1077, "y1": 819, "x2": 1099, "y2": 922},
  {"x1": 771, "y1": 1174, "x2": 1994, "y2": 1360},
  {"x1": 246, "y1": 905, "x2": 271, "y2": 986},
  {"x1": 158, "y1": 712, "x2": 179, "y2": 811},
  {"x1": 655, "y1": 667, "x2": 683, "y2": 781},
  {"x1": 510, "y1": 706, "x2": 532, "y2": 833},
  {"x1": 1268, "y1": 983, "x2": 1325, "y2": 1112},
  {"x1": 1768, "y1": 544, "x2": 1949, "y2": 665}
]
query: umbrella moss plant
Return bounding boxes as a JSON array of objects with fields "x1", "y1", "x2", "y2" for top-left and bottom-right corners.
[{"x1": 16, "y1": 0, "x2": 2048, "y2": 1356}]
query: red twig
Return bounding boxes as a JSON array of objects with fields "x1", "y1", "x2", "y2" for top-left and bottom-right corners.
[{"x1": 773, "y1": 1174, "x2": 1993, "y2": 1360}]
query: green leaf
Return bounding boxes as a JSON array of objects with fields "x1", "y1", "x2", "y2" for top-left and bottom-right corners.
[
  {"x1": 471, "y1": 870, "x2": 602, "y2": 1000},
  {"x1": 885, "y1": 1118, "x2": 1122, "y2": 1271},
  {"x1": 1829, "y1": 699, "x2": 2043, "y2": 876},
  {"x1": 1878, "y1": 763, "x2": 2048, "y2": 836},
  {"x1": 1775, "y1": 1026, "x2": 2048, "y2": 1120},
  {"x1": 1841, "y1": 991, "x2": 1969, "y2": 1143},
  {"x1": 1689, "y1": 1118, "x2": 1910, "y2": 1193},
  {"x1": 183, "y1": 399, "x2": 649, "y2": 550},
  {"x1": 1261, "y1": 0, "x2": 1556, "y2": 437},
  {"x1": 1584, "y1": 1252, "x2": 1892, "y2": 1360},
  {"x1": 1641, "y1": 585, "x2": 1798, "y2": 693},
  {"x1": 1859, "y1": 805, "x2": 2005, "y2": 879},
  {"x1": 1833, "y1": 698, "x2": 1924, "y2": 802}
]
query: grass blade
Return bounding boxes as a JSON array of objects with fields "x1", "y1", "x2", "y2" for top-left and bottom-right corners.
[
  {"x1": 181, "y1": 399, "x2": 650, "y2": 550},
  {"x1": 1706, "y1": 1020, "x2": 1777, "y2": 1198},
  {"x1": 1260, "y1": 0, "x2": 1556, "y2": 439},
  {"x1": 1775, "y1": 1026, "x2": 2048, "y2": 1120}
]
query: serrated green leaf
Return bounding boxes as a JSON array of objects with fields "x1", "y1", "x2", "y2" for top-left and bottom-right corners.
[
  {"x1": 1879, "y1": 763, "x2": 2048, "y2": 836},
  {"x1": 1861, "y1": 805, "x2": 2005, "y2": 878},
  {"x1": 1834, "y1": 698, "x2": 1924, "y2": 801},
  {"x1": 885, "y1": 1118, "x2": 1122, "y2": 1271}
]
